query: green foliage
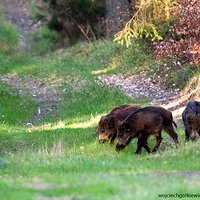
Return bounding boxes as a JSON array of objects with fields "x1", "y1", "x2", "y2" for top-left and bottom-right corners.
[
  {"x1": 28, "y1": 26, "x2": 56, "y2": 55},
  {"x1": 69, "y1": 0, "x2": 105, "y2": 16},
  {"x1": 33, "y1": 0, "x2": 106, "y2": 45},
  {"x1": 0, "y1": 12, "x2": 19, "y2": 53},
  {"x1": 29, "y1": 0, "x2": 47, "y2": 21},
  {"x1": 157, "y1": 18, "x2": 177, "y2": 38},
  {"x1": 114, "y1": 0, "x2": 178, "y2": 47}
]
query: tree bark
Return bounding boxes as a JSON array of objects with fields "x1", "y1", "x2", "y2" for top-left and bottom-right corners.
[{"x1": 105, "y1": 0, "x2": 132, "y2": 39}]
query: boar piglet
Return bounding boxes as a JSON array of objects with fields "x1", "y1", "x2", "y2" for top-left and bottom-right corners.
[
  {"x1": 182, "y1": 101, "x2": 200, "y2": 141},
  {"x1": 116, "y1": 106, "x2": 179, "y2": 154},
  {"x1": 98, "y1": 104, "x2": 141, "y2": 144}
]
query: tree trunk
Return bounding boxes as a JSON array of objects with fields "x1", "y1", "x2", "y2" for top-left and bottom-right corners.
[{"x1": 105, "y1": 0, "x2": 132, "y2": 39}]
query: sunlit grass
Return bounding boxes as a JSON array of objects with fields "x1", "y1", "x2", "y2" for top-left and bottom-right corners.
[{"x1": 27, "y1": 114, "x2": 101, "y2": 132}]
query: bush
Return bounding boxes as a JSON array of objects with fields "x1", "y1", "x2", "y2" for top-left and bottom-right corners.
[
  {"x1": 114, "y1": 0, "x2": 177, "y2": 47},
  {"x1": 153, "y1": 0, "x2": 200, "y2": 65},
  {"x1": 28, "y1": 26, "x2": 56, "y2": 55},
  {"x1": 33, "y1": 0, "x2": 106, "y2": 45}
]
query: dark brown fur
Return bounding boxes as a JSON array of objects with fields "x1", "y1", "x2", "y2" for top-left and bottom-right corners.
[
  {"x1": 116, "y1": 106, "x2": 178, "y2": 154},
  {"x1": 98, "y1": 104, "x2": 141, "y2": 143},
  {"x1": 182, "y1": 101, "x2": 200, "y2": 141}
]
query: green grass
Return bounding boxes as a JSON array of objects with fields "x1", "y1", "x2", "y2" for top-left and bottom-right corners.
[
  {"x1": 0, "y1": 11, "x2": 19, "y2": 53},
  {"x1": 147, "y1": 57, "x2": 198, "y2": 89},
  {"x1": 1, "y1": 133, "x2": 200, "y2": 200},
  {"x1": 28, "y1": 26, "x2": 56, "y2": 55},
  {"x1": 0, "y1": 17, "x2": 200, "y2": 199},
  {"x1": 0, "y1": 83, "x2": 37, "y2": 125}
]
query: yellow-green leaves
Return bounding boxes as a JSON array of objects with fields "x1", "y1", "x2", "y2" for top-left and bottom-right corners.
[{"x1": 114, "y1": 0, "x2": 178, "y2": 47}]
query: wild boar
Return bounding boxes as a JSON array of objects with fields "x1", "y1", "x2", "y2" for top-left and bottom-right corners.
[
  {"x1": 98, "y1": 104, "x2": 141, "y2": 144},
  {"x1": 182, "y1": 101, "x2": 200, "y2": 141},
  {"x1": 116, "y1": 106, "x2": 178, "y2": 154}
]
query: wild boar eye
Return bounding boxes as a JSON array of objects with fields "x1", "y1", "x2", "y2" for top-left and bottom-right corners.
[{"x1": 101, "y1": 129, "x2": 105, "y2": 133}]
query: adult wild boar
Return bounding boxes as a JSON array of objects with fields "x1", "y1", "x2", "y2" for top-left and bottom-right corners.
[
  {"x1": 182, "y1": 101, "x2": 200, "y2": 141},
  {"x1": 116, "y1": 106, "x2": 178, "y2": 154},
  {"x1": 98, "y1": 104, "x2": 141, "y2": 144}
]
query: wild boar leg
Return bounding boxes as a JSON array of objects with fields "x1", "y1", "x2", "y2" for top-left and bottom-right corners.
[
  {"x1": 135, "y1": 134, "x2": 143, "y2": 154},
  {"x1": 152, "y1": 134, "x2": 162, "y2": 152},
  {"x1": 185, "y1": 129, "x2": 190, "y2": 141},
  {"x1": 141, "y1": 136, "x2": 151, "y2": 153},
  {"x1": 164, "y1": 126, "x2": 179, "y2": 144}
]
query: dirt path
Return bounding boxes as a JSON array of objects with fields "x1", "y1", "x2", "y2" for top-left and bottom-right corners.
[
  {"x1": 98, "y1": 74, "x2": 185, "y2": 120},
  {"x1": 98, "y1": 74, "x2": 180, "y2": 103}
]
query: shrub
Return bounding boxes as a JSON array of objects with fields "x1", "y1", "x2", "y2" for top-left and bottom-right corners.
[
  {"x1": 153, "y1": 0, "x2": 200, "y2": 65},
  {"x1": 33, "y1": 0, "x2": 106, "y2": 45},
  {"x1": 114, "y1": 0, "x2": 178, "y2": 47},
  {"x1": 28, "y1": 26, "x2": 56, "y2": 54}
]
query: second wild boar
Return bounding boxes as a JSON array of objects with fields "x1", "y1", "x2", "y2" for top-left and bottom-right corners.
[{"x1": 182, "y1": 100, "x2": 200, "y2": 141}]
